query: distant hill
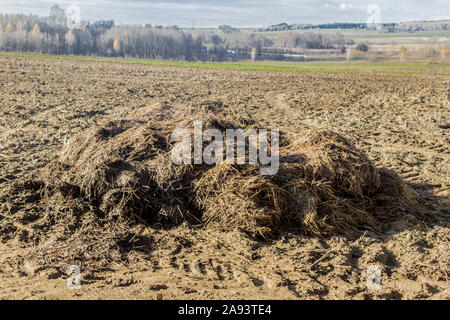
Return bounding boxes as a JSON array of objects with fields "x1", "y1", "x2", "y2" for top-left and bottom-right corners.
[{"x1": 256, "y1": 20, "x2": 450, "y2": 32}]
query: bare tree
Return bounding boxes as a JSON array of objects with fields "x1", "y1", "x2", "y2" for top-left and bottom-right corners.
[
  {"x1": 251, "y1": 47, "x2": 256, "y2": 62},
  {"x1": 399, "y1": 46, "x2": 407, "y2": 63},
  {"x1": 113, "y1": 38, "x2": 120, "y2": 56},
  {"x1": 440, "y1": 45, "x2": 447, "y2": 61},
  {"x1": 6, "y1": 22, "x2": 14, "y2": 32}
]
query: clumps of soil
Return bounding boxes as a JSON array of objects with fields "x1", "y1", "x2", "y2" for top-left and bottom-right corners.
[{"x1": 0, "y1": 114, "x2": 422, "y2": 270}]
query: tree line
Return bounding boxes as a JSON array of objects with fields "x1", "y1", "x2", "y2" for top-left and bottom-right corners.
[
  {"x1": 0, "y1": 6, "x2": 354, "y2": 62},
  {"x1": 257, "y1": 21, "x2": 450, "y2": 32},
  {"x1": 0, "y1": 10, "x2": 203, "y2": 60}
]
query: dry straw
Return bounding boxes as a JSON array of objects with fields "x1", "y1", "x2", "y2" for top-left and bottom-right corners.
[{"x1": 0, "y1": 111, "x2": 422, "y2": 270}]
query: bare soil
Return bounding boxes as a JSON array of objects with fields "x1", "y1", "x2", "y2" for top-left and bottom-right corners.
[{"x1": 0, "y1": 56, "x2": 448, "y2": 299}]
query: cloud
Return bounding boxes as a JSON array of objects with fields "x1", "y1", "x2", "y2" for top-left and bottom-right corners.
[
  {"x1": 339, "y1": 3, "x2": 354, "y2": 11},
  {"x1": 0, "y1": 0, "x2": 448, "y2": 27}
]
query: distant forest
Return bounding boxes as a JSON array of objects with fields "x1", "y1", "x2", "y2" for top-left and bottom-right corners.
[
  {"x1": 2, "y1": 6, "x2": 447, "y2": 62},
  {"x1": 258, "y1": 20, "x2": 450, "y2": 32},
  {"x1": 0, "y1": 5, "x2": 355, "y2": 61}
]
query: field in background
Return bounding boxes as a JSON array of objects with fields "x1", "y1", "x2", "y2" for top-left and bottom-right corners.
[
  {"x1": 1, "y1": 52, "x2": 449, "y2": 75},
  {"x1": 244, "y1": 28, "x2": 450, "y2": 40},
  {"x1": 216, "y1": 28, "x2": 450, "y2": 63}
]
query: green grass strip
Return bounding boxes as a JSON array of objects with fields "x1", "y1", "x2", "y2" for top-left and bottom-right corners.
[{"x1": 2, "y1": 51, "x2": 449, "y2": 76}]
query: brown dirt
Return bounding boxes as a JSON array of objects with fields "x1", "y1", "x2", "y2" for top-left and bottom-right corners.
[{"x1": 0, "y1": 56, "x2": 448, "y2": 300}]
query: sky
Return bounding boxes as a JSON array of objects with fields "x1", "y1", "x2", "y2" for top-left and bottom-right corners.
[{"x1": 0, "y1": 0, "x2": 449, "y2": 28}]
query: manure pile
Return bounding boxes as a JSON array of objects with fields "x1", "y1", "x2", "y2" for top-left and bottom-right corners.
[{"x1": 0, "y1": 113, "x2": 422, "y2": 270}]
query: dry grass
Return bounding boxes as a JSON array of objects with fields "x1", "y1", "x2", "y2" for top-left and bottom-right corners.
[{"x1": 0, "y1": 109, "x2": 424, "y2": 271}]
